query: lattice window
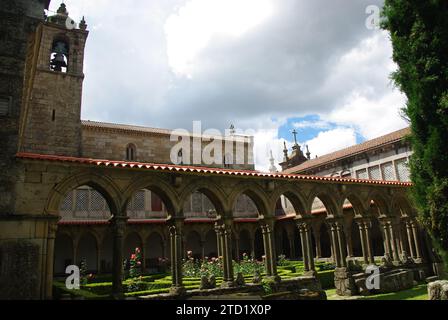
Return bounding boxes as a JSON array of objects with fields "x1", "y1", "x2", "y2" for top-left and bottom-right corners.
[
  {"x1": 90, "y1": 190, "x2": 105, "y2": 211},
  {"x1": 133, "y1": 191, "x2": 145, "y2": 211},
  {"x1": 381, "y1": 162, "x2": 395, "y2": 181},
  {"x1": 60, "y1": 191, "x2": 73, "y2": 211},
  {"x1": 75, "y1": 189, "x2": 89, "y2": 211},
  {"x1": 396, "y1": 158, "x2": 410, "y2": 182},
  {"x1": 368, "y1": 166, "x2": 381, "y2": 180},
  {"x1": 356, "y1": 169, "x2": 368, "y2": 179},
  {"x1": 203, "y1": 196, "x2": 214, "y2": 213},
  {"x1": 246, "y1": 196, "x2": 258, "y2": 214}
]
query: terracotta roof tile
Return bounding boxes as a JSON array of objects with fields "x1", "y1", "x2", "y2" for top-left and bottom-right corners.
[
  {"x1": 283, "y1": 127, "x2": 411, "y2": 174},
  {"x1": 16, "y1": 152, "x2": 412, "y2": 187}
]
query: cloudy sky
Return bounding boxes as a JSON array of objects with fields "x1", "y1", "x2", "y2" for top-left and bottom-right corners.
[{"x1": 48, "y1": 0, "x2": 408, "y2": 171}]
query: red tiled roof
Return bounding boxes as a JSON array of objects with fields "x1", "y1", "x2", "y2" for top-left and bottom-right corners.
[
  {"x1": 16, "y1": 152, "x2": 412, "y2": 186},
  {"x1": 82, "y1": 120, "x2": 173, "y2": 136},
  {"x1": 283, "y1": 127, "x2": 411, "y2": 174}
]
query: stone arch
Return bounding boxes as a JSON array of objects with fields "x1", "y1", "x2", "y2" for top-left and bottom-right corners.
[
  {"x1": 179, "y1": 180, "x2": 227, "y2": 217},
  {"x1": 46, "y1": 171, "x2": 122, "y2": 216},
  {"x1": 367, "y1": 190, "x2": 392, "y2": 218},
  {"x1": 229, "y1": 183, "x2": 270, "y2": 218},
  {"x1": 391, "y1": 194, "x2": 415, "y2": 218},
  {"x1": 339, "y1": 192, "x2": 368, "y2": 218},
  {"x1": 54, "y1": 232, "x2": 74, "y2": 275},
  {"x1": 76, "y1": 231, "x2": 99, "y2": 272},
  {"x1": 270, "y1": 184, "x2": 308, "y2": 218},
  {"x1": 122, "y1": 175, "x2": 178, "y2": 217},
  {"x1": 306, "y1": 187, "x2": 340, "y2": 217}
]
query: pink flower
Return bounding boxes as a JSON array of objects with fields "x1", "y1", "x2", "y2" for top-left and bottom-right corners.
[{"x1": 131, "y1": 254, "x2": 136, "y2": 260}]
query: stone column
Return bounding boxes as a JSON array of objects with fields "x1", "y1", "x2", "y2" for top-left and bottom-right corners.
[
  {"x1": 356, "y1": 219, "x2": 369, "y2": 265},
  {"x1": 168, "y1": 217, "x2": 185, "y2": 295},
  {"x1": 327, "y1": 220, "x2": 341, "y2": 267},
  {"x1": 387, "y1": 220, "x2": 399, "y2": 262},
  {"x1": 296, "y1": 218, "x2": 316, "y2": 275},
  {"x1": 345, "y1": 225, "x2": 354, "y2": 258},
  {"x1": 234, "y1": 237, "x2": 240, "y2": 262},
  {"x1": 405, "y1": 220, "x2": 416, "y2": 259},
  {"x1": 411, "y1": 219, "x2": 422, "y2": 262},
  {"x1": 335, "y1": 220, "x2": 347, "y2": 267},
  {"x1": 110, "y1": 215, "x2": 128, "y2": 299},
  {"x1": 381, "y1": 220, "x2": 392, "y2": 258},
  {"x1": 297, "y1": 221, "x2": 309, "y2": 272},
  {"x1": 215, "y1": 225, "x2": 223, "y2": 258},
  {"x1": 200, "y1": 240, "x2": 206, "y2": 260},
  {"x1": 250, "y1": 236, "x2": 255, "y2": 259},
  {"x1": 363, "y1": 220, "x2": 375, "y2": 264},
  {"x1": 215, "y1": 218, "x2": 234, "y2": 287},
  {"x1": 45, "y1": 219, "x2": 59, "y2": 300},
  {"x1": 313, "y1": 229, "x2": 322, "y2": 259},
  {"x1": 260, "y1": 218, "x2": 280, "y2": 282}
]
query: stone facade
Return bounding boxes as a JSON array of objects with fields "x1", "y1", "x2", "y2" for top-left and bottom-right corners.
[{"x1": 0, "y1": 1, "x2": 442, "y2": 301}]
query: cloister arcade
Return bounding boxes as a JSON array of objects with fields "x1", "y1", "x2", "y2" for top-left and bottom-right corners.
[{"x1": 14, "y1": 153, "x2": 426, "y2": 299}]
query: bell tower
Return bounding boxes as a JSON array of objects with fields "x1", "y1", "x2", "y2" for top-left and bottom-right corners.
[{"x1": 19, "y1": 3, "x2": 88, "y2": 156}]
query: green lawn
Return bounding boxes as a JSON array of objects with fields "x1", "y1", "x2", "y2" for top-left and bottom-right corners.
[{"x1": 326, "y1": 284, "x2": 428, "y2": 300}]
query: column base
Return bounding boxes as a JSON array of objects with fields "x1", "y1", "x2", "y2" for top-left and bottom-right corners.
[
  {"x1": 170, "y1": 286, "x2": 186, "y2": 296},
  {"x1": 334, "y1": 267, "x2": 357, "y2": 296},
  {"x1": 220, "y1": 280, "x2": 236, "y2": 288},
  {"x1": 265, "y1": 275, "x2": 281, "y2": 284},
  {"x1": 303, "y1": 270, "x2": 318, "y2": 278}
]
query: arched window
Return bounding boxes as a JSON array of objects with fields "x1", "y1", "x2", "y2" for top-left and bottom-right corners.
[
  {"x1": 126, "y1": 144, "x2": 137, "y2": 161},
  {"x1": 50, "y1": 39, "x2": 69, "y2": 73}
]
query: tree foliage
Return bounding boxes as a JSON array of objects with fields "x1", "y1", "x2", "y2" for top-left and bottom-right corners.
[{"x1": 381, "y1": 0, "x2": 448, "y2": 265}]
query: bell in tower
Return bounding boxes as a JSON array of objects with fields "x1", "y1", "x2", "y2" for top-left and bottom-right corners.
[{"x1": 50, "y1": 41, "x2": 68, "y2": 72}]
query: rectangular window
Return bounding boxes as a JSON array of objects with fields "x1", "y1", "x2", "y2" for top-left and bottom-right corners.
[
  {"x1": 396, "y1": 158, "x2": 411, "y2": 182},
  {"x1": 381, "y1": 162, "x2": 395, "y2": 181},
  {"x1": 0, "y1": 97, "x2": 10, "y2": 116},
  {"x1": 368, "y1": 166, "x2": 381, "y2": 180},
  {"x1": 356, "y1": 168, "x2": 368, "y2": 179}
]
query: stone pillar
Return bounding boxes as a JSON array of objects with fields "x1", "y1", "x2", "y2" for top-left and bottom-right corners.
[
  {"x1": 260, "y1": 218, "x2": 280, "y2": 282},
  {"x1": 356, "y1": 219, "x2": 369, "y2": 265},
  {"x1": 45, "y1": 220, "x2": 58, "y2": 300},
  {"x1": 363, "y1": 220, "x2": 375, "y2": 264},
  {"x1": 215, "y1": 218, "x2": 234, "y2": 287},
  {"x1": 345, "y1": 225, "x2": 353, "y2": 258},
  {"x1": 215, "y1": 225, "x2": 223, "y2": 258},
  {"x1": 335, "y1": 220, "x2": 347, "y2": 267},
  {"x1": 411, "y1": 219, "x2": 422, "y2": 262},
  {"x1": 200, "y1": 240, "x2": 206, "y2": 260},
  {"x1": 387, "y1": 220, "x2": 399, "y2": 262},
  {"x1": 250, "y1": 236, "x2": 255, "y2": 259},
  {"x1": 381, "y1": 220, "x2": 392, "y2": 258},
  {"x1": 110, "y1": 215, "x2": 128, "y2": 299},
  {"x1": 405, "y1": 220, "x2": 416, "y2": 259},
  {"x1": 168, "y1": 217, "x2": 185, "y2": 295},
  {"x1": 313, "y1": 229, "x2": 322, "y2": 259},
  {"x1": 327, "y1": 220, "x2": 341, "y2": 267},
  {"x1": 234, "y1": 237, "x2": 240, "y2": 262},
  {"x1": 296, "y1": 218, "x2": 316, "y2": 275}
]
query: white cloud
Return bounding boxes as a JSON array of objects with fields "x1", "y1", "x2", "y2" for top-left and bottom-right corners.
[
  {"x1": 165, "y1": 0, "x2": 274, "y2": 77},
  {"x1": 293, "y1": 120, "x2": 331, "y2": 129},
  {"x1": 304, "y1": 128, "x2": 357, "y2": 159}
]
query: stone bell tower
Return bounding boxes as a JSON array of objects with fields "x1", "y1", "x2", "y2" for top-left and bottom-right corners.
[{"x1": 19, "y1": 3, "x2": 88, "y2": 156}]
